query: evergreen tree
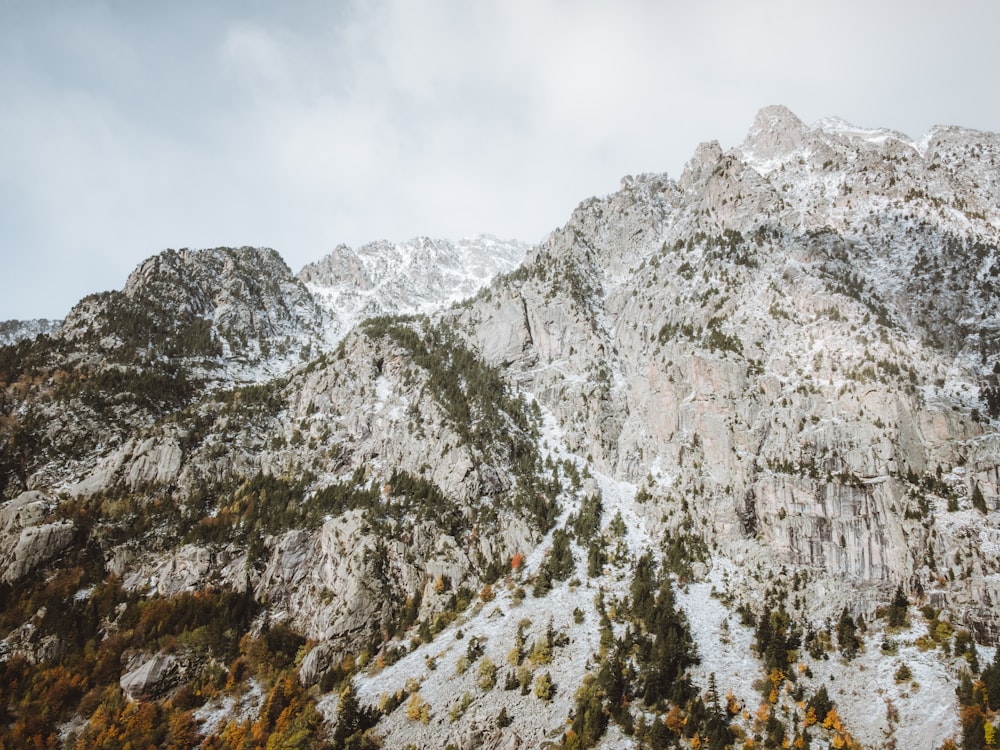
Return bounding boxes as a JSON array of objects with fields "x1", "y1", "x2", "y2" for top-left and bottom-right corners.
[
  {"x1": 629, "y1": 552, "x2": 657, "y2": 624},
  {"x1": 570, "y1": 676, "x2": 608, "y2": 748},
  {"x1": 331, "y1": 682, "x2": 379, "y2": 749},
  {"x1": 587, "y1": 538, "x2": 606, "y2": 577},
  {"x1": 887, "y1": 585, "x2": 909, "y2": 628},
  {"x1": 806, "y1": 685, "x2": 832, "y2": 724},
  {"x1": 982, "y1": 656, "x2": 1000, "y2": 711},
  {"x1": 837, "y1": 607, "x2": 860, "y2": 659},
  {"x1": 533, "y1": 564, "x2": 552, "y2": 597},
  {"x1": 639, "y1": 577, "x2": 698, "y2": 706}
]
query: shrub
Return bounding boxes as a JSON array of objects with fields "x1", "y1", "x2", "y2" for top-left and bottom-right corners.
[
  {"x1": 477, "y1": 657, "x2": 497, "y2": 691},
  {"x1": 534, "y1": 671, "x2": 554, "y2": 700},
  {"x1": 406, "y1": 692, "x2": 430, "y2": 723}
]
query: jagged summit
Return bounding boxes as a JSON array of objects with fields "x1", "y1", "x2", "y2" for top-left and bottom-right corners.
[
  {"x1": 740, "y1": 103, "x2": 809, "y2": 160},
  {"x1": 298, "y1": 234, "x2": 528, "y2": 344}
]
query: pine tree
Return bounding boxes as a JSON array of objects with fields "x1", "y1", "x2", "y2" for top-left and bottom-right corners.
[
  {"x1": 837, "y1": 607, "x2": 860, "y2": 659},
  {"x1": 806, "y1": 685, "x2": 832, "y2": 724},
  {"x1": 887, "y1": 585, "x2": 908, "y2": 628},
  {"x1": 332, "y1": 683, "x2": 360, "y2": 748},
  {"x1": 587, "y1": 538, "x2": 606, "y2": 577}
]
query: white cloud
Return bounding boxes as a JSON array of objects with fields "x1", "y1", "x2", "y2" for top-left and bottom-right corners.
[{"x1": 0, "y1": 0, "x2": 998, "y2": 319}]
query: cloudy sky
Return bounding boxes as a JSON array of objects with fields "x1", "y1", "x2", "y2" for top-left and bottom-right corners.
[{"x1": 2, "y1": 1, "x2": 999, "y2": 320}]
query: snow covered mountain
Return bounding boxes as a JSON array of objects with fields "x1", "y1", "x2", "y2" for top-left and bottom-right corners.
[
  {"x1": 2, "y1": 107, "x2": 1000, "y2": 749},
  {"x1": 298, "y1": 235, "x2": 529, "y2": 344}
]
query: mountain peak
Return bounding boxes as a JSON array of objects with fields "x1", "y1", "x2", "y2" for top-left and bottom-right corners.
[{"x1": 740, "y1": 104, "x2": 808, "y2": 160}]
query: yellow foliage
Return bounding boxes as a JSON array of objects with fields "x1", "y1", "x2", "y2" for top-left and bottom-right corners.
[
  {"x1": 823, "y1": 706, "x2": 842, "y2": 732},
  {"x1": 406, "y1": 692, "x2": 430, "y2": 723},
  {"x1": 804, "y1": 706, "x2": 817, "y2": 727},
  {"x1": 664, "y1": 705, "x2": 686, "y2": 733},
  {"x1": 832, "y1": 733, "x2": 845, "y2": 749},
  {"x1": 529, "y1": 639, "x2": 552, "y2": 666},
  {"x1": 727, "y1": 689, "x2": 742, "y2": 716}
]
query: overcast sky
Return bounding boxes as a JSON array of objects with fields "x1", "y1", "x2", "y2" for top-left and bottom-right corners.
[{"x1": 2, "y1": 1, "x2": 999, "y2": 320}]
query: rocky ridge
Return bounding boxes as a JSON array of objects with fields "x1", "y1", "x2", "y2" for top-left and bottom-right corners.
[
  {"x1": 0, "y1": 319, "x2": 61, "y2": 347},
  {"x1": 299, "y1": 234, "x2": 529, "y2": 345}
]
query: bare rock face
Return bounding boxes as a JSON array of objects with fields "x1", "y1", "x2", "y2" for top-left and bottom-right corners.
[
  {"x1": 124, "y1": 543, "x2": 252, "y2": 597},
  {"x1": 72, "y1": 436, "x2": 184, "y2": 496},
  {"x1": 0, "y1": 490, "x2": 50, "y2": 532},
  {"x1": 679, "y1": 140, "x2": 724, "y2": 191},
  {"x1": 299, "y1": 641, "x2": 347, "y2": 688},
  {"x1": 0, "y1": 491, "x2": 74, "y2": 583},
  {"x1": 472, "y1": 292, "x2": 535, "y2": 369},
  {"x1": 256, "y1": 506, "x2": 533, "y2": 649},
  {"x1": 3, "y1": 522, "x2": 75, "y2": 583}
]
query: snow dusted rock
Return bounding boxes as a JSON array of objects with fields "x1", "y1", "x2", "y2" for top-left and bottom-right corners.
[
  {"x1": 299, "y1": 235, "x2": 528, "y2": 345},
  {"x1": 451, "y1": 105, "x2": 1000, "y2": 640},
  {"x1": 6, "y1": 106, "x2": 1000, "y2": 748},
  {"x1": 55, "y1": 245, "x2": 325, "y2": 387},
  {"x1": 741, "y1": 103, "x2": 809, "y2": 161},
  {"x1": 0, "y1": 611, "x2": 65, "y2": 664},
  {"x1": 679, "y1": 139, "x2": 724, "y2": 191},
  {"x1": 0, "y1": 318, "x2": 60, "y2": 347}
]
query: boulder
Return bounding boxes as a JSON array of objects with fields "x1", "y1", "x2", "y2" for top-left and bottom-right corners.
[{"x1": 120, "y1": 652, "x2": 182, "y2": 701}]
